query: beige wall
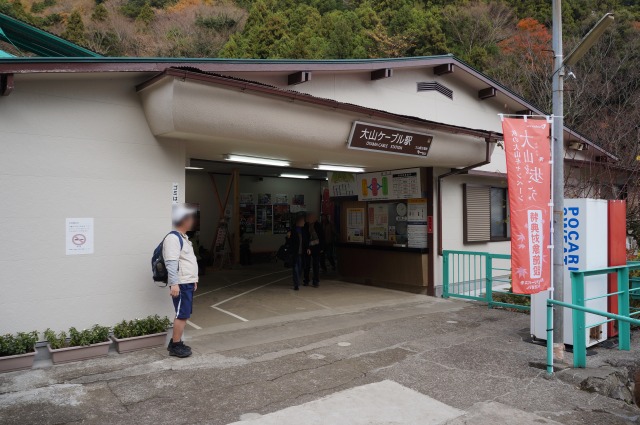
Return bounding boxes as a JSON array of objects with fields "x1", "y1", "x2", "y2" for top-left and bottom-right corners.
[
  {"x1": 229, "y1": 69, "x2": 508, "y2": 134},
  {"x1": 185, "y1": 173, "x2": 322, "y2": 253},
  {"x1": 432, "y1": 171, "x2": 511, "y2": 293},
  {"x1": 0, "y1": 75, "x2": 184, "y2": 334}
]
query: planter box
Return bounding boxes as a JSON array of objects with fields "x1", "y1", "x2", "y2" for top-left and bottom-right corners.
[
  {"x1": 111, "y1": 332, "x2": 168, "y2": 354},
  {"x1": 47, "y1": 341, "x2": 111, "y2": 364},
  {"x1": 0, "y1": 351, "x2": 36, "y2": 373}
]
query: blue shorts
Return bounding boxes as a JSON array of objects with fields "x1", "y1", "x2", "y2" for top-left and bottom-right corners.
[{"x1": 172, "y1": 283, "x2": 195, "y2": 319}]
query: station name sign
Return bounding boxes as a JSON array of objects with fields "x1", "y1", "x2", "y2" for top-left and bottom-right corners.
[{"x1": 347, "y1": 121, "x2": 433, "y2": 158}]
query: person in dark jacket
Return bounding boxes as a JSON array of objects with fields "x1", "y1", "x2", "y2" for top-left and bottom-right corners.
[
  {"x1": 304, "y1": 213, "x2": 325, "y2": 287},
  {"x1": 288, "y1": 215, "x2": 308, "y2": 290}
]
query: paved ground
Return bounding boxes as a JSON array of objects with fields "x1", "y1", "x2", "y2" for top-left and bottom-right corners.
[{"x1": 1, "y1": 267, "x2": 640, "y2": 424}]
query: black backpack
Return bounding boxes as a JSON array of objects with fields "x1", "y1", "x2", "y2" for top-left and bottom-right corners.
[{"x1": 151, "y1": 231, "x2": 183, "y2": 286}]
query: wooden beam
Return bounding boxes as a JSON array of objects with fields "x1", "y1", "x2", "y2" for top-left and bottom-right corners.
[
  {"x1": 433, "y1": 63, "x2": 454, "y2": 76},
  {"x1": 287, "y1": 71, "x2": 311, "y2": 85},
  {"x1": 370, "y1": 68, "x2": 393, "y2": 80},
  {"x1": 478, "y1": 87, "x2": 497, "y2": 100},
  {"x1": 1, "y1": 73, "x2": 14, "y2": 96}
]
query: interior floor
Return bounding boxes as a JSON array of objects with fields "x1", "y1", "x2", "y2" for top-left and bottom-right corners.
[{"x1": 188, "y1": 263, "x2": 419, "y2": 330}]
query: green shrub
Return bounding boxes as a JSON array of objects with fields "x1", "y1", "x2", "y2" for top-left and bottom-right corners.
[
  {"x1": 0, "y1": 332, "x2": 38, "y2": 357},
  {"x1": 113, "y1": 315, "x2": 171, "y2": 339},
  {"x1": 195, "y1": 14, "x2": 238, "y2": 32},
  {"x1": 45, "y1": 325, "x2": 110, "y2": 349}
]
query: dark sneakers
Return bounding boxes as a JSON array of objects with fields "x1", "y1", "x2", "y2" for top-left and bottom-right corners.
[{"x1": 168, "y1": 341, "x2": 192, "y2": 358}]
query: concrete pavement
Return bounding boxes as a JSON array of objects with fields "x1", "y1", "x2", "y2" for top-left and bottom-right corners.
[{"x1": 1, "y1": 284, "x2": 639, "y2": 424}]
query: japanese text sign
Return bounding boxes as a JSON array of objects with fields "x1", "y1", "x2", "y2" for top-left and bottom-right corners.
[
  {"x1": 502, "y1": 118, "x2": 551, "y2": 294},
  {"x1": 348, "y1": 121, "x2": 433, "y2": 158}
]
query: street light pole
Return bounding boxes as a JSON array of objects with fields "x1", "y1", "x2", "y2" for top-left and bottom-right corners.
[
  {"x1": 551, "y1": 0, "x2": 565, "y2": 360},
  {"x1": 550, "y1": 4, "x2": 614, "y2": 362}
]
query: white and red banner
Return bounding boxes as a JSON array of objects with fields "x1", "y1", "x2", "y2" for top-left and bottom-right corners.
[{"x1": 502, "y1": 118, "x2": 551, "y2": 294}]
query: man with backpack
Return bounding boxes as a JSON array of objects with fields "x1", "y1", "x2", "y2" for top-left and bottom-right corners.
[{"x1": 162, "y1": 204, "x2": 199, "y2": 358}]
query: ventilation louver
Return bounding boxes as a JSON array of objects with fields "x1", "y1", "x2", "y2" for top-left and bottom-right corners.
[{"x1": 417, "y1": 81, "x2": 453, "y2": 99}]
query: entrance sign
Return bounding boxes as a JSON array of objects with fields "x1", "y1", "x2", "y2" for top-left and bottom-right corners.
[
  {"x1": 502, "y1": 118, "x2": 551, "y2": 294},
  {"x1": 348, "y1": 121, "x2": 433, "y2": 158},
  {"x1": 66, "y1": 218, "x2": 94, "y2": 255}
]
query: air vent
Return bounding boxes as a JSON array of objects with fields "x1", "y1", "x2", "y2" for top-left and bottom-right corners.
[{"x1": 417, "y1": 81, "x2": 453, "y2": 99}]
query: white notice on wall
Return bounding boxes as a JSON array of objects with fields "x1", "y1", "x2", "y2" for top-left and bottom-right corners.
[
  {"x1": 66, "y1": 218, "x2": 94, "y2": 255},
  {"x1": 171, "y1": 182, "x2": 179, "y2": 204}
]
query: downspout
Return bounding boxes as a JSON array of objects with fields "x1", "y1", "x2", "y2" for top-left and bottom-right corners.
[{"x1": 437, "y1": 137, "x2": 495, "y2": 256}]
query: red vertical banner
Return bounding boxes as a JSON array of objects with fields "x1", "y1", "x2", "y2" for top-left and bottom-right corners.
[{"x1": 502, "y1": 118, "x2": 551, "y2": 294}]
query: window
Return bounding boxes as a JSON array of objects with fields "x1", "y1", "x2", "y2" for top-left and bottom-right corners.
[{"x1": 463, "y1": 184, "x2": 510, "y2": 243}]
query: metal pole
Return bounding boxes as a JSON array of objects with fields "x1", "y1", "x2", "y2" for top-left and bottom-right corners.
[{"x1": 551, "y1": 0, "x2": 566, "y2": 360}]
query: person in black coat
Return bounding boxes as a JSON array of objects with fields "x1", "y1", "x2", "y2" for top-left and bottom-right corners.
[
  {"x1": 288, "y1": 215, "x2": 309, "y2": 290},
  {"x1": 304, "y1": 213, "x2": 325, "y2": 287}
]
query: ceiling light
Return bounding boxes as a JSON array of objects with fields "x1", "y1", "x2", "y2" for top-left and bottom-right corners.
[
  {"x1": 224, "y1": 154, "x2": 290, "y2": 167},
  {"x1": 315, "y1": 164, "x2": 365, "y2": 173},
  {"x1": 280, "y1": 174, "x2": 309, "y2": 179},
  {"x1": 185, "y1": 166, "x2": 204, "y2": 170}
]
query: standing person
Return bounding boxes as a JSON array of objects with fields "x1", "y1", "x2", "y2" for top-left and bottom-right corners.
[
  {"x1": 304, "y1": 213, "x2": 324, "y2": 287},
  {"x1": 163, "y1": 204, "x2": 198, "y2": 358},
  {"x1": 320, "y1": 214, "x2": 336, "y2": 272},
  {"x1": 288, "y1": 215, "x2": 308, "y2": 290}
]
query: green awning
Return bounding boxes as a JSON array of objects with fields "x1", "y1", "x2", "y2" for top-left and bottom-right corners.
[
  {"x1": 0, "y1": 48, "x2": 15, "y2": 57},
  {"x1": 0, "y1": 13, "x2": 101, "y2": 57}
]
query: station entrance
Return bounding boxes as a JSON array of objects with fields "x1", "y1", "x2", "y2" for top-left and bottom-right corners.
[{"x1": 182, "y1": 159, "x2": 432, "y2": 331}]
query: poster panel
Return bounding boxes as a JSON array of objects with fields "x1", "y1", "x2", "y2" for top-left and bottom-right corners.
[
  {"x1": 255, "y1": 205, "x2": 273, "y2": 234},
  {"x1": 328, "y1": 172, "x2": 358, "y2": 197},
  {"x1": 368, "y1": 204, "x2": 389, "y2": 241},
  {"x1": 273, "y1": 205, "x2": 291, "y2": 234},
  {"x1": 502, "y1": 117, "x2": 551, "y2": 294},
  {"x1": 239, "y1": 204, "x2": 256, "y2": 234},
  {"x1": 346, "y1": 208, "x2": 365, "y2": 243}
]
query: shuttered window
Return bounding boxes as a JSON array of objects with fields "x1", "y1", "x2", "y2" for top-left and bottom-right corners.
[{"x1": 463, "y1": 184, "x2": 510, "y2": 243}]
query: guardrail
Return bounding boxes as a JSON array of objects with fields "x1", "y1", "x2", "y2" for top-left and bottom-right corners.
[
  {"x1": 442, "y1": 250, "x2": 530, "y2": 311},
  {"x1": 546, "y1": 262, "x2": 640, "y2": 374}
]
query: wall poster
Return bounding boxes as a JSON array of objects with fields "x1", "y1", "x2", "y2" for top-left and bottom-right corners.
[
  {"x1": 274, "y1": 194, "x2": 288, "y2": 205},
  {"x1": 239, "y1": 193, "x2": 255, "y2": 205},
  {"x1": 406, "y1": 199, "x2": 428, "y2": 248},
  {"x1": 255, "y1": 205, "x2": 273, "y2": 234},
  {"x1": 66, "y1": 218, "x2": 94, "y2": 255},
  {"x1": 292, "y1": 194, "x2": 305, "y2": 205},
  {"x1": 239, "y1": 204, "x2": 256, "y2": 234},
  {"x1": 346, "y1": 208, "x2": 365, "y2": 243},
  {"x1": 328, "y1": 172, "x2": 358, "y2": 197},
  {"x1": 368, "y1": 204, "x2": 389, "y2": 241},
  {"x1": 258, "y1": 193, "x2": 272, "y2": 205},
  {"x1": 273, "y1": 205, "x2": 291, "y2": 234}
]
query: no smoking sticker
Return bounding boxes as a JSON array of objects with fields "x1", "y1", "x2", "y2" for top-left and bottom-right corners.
[{"x1": 66, "y1": 218, "x2": 94, "y2": 255}]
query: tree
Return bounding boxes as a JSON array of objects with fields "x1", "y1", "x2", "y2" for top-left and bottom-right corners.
[
  {"x1": 62, "y1": 10, "x2": 86, "y2": 44},
  {"x1": 91, "y1": 3, "x2": 108, "y2": 22},
  {"x1": 136, "y1": 2, "x2": 154, "y2": 27}
]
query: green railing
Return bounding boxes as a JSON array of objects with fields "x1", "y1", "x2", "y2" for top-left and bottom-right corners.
[
  {"x1": 546, "y1": 262, "x2": 640, "y2": 374},
  {"x1": 442, "y1": 250, "x2": 530, "y2": 311}
]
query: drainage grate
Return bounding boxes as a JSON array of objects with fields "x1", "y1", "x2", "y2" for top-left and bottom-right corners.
[{"x1": 417, "y1": 81, "x2": 453, "y2": 99}]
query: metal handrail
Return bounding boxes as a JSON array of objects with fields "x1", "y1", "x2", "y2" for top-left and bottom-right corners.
[{"x1": 546, "y1": 262, "x2": 640, "y2": 374}]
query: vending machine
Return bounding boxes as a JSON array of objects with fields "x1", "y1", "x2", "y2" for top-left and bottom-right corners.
[{"x1": 531, "y1": 199, "x2": 609, "y2": 347}]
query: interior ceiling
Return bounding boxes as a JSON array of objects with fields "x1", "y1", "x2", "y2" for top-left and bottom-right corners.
[{"x1": 188, "y1": 159, "x2": 329, "y2": 180}]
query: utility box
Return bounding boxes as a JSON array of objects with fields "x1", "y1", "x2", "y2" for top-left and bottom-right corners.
[{"x1": 531, "y1": 199, "x2": 609, "y2": 347}]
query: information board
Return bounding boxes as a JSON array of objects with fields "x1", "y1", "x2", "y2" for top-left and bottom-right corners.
[{"x1": 358, "y1": 168, "x2": 422, "y2": 201}]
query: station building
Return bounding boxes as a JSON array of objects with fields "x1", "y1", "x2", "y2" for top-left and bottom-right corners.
[{"x1": 0, "y1": 13, "x2": 617, "y2": 334}]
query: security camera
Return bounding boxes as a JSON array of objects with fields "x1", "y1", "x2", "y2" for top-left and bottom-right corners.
[{"x1": 567, "y1": 71, "x2": 577, "y2": 80}]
